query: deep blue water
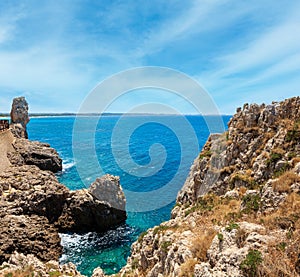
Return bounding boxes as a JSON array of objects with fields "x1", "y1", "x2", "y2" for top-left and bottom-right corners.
[{"x1": 27, "y1": 115, "x2": 231, "y2": 276}]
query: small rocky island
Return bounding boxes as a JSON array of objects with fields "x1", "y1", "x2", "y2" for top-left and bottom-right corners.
[
  {"x1": 1, "y1": 96, "x2": 300, "y2": 277},
  {"x1": 0, "y1": 97, "x2": 126, "y2": 276}
]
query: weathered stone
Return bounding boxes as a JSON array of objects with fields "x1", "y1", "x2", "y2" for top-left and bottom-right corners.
[
  {"x1": 10, "y1": 97, "x2": 30, "y2": 138},
  {"x1": 89, "y1": 174, "x2": 126, "y2": 211},
  {"x1": 0, "y1": 215, "x2": 62, "y2": 264},
  {"x1": 8, "y1": 138, "x2": 62, "y2": 173}
]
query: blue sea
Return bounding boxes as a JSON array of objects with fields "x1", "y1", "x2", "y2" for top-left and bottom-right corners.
[{"x1": 27, "y1": 115, "x2": 230, "y2": 276}]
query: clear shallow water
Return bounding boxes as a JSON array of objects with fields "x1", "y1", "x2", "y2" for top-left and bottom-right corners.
[{"x1": 27, "y1": 115, "x2": 231, "y2": 276}]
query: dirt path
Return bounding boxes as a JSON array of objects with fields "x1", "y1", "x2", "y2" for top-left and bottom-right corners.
[{"x1": 0, "y1": 130, "x2": 15, "y2": 172}]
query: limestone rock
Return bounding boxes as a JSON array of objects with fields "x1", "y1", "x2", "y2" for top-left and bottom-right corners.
[
  {"x1": 0, "y1": 252, "x2": 84, "y2": 277},
  {"x1": 0, "y1": 165, "x2": 68, "y2": 222},
  {"x1": 0, "y1": 215, "x2": 62, "y2": 264},
  {"x1": 10, "y1": 97, "x2": 30, "y2": 138},
  {"x1": 56, "y1": 183, "x2": 127, "y2": 233},
  {"x1": 92, "y1": 267, "x2": 106, "y2": 277},
  {"x1": 89, "y1": 174, "x2": 126, "y2": 211},
  {"x1": 8, "y1": 138, "x2": 62, "y2": 173}
]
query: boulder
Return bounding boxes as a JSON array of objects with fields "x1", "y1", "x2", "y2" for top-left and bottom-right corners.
[
  {"x1": 56, "y1": 175, "x2": 127, "y2": 233},
  {"x1": 89, "y1": 174, "x2": 126, "y2": 211}
]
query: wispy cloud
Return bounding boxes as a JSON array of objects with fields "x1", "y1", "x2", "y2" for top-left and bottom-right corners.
[{"x1": 0, "y1": 1, "x2": 299, "y2": 113}]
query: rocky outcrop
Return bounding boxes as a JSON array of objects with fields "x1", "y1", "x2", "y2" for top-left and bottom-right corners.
[
  {"x1": 0, "y1": 166, "x2": 127, "y2": 262},
  {"x1": 0, "y1": 215, "x2": 62, "y2": 264},
  {"x1": 0, "y1": 252, "x2": 84, "y2": 277},
  {"x1": 8, "y1": 138, "x2": 62, "y2": 173},
  {"x1": 10, "y1": 96, "x2": 30, "y2": 138},
  {"x1": 117, "y1": 97, "x2": 300, "y2": 277},
  {"x1": 89, "y1": 175, "x2": 126, "y2": 211},
  {"x1": 56, "y1": 175, "x2": 126, "y2": 233}
]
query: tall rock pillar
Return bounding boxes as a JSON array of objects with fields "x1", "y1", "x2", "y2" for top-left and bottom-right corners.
[{"x1": 10, "y1": 97, "x2": 30, "y2": 138}]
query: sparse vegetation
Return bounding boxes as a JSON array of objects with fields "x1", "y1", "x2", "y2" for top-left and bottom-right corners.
[
  {"x1": 131, "y1": 258, "x2": 139, "y2": 270},
  {"x1": 229, "y1": 173, "x2": 256, "y2": 189},
  {"x1": 178, "y1": 258, "x2": 197, "y2": 277},
  {"x1": 272, "y1": 170, "x2": 300, "y2": 193},
  {"x1": 152, "y1": 225, "x2": 170, "y2": 235},
  {"x1": 185, "y1": 194, "x2": 219, "y2": 216},
  {"x1": 191, "y1": 228, "x2": 216, "y2": 261},
  {"x1": 266, "y1": 149, "x2": 284, "y2": 166},
  {"x1": 225, "y1": 222, "x2": 239, "y2": 232},
  {"x1": 286, "y1": 121, "x2": 300, "y2": 142},
  {"x1": 161, "y1": 241, "x2": 172, "y2": 253},
  {"x1": 273, "y1": 162, "x2": 290, "y2": 178},
  {"x1": 240, "y1": 249, "x2": 263, "y2": 277},
  {"x1": 199, "y1": 149, "x2": 212, "y2": 159},
  {"x1": 235, "y1": 228, "x2": 248, "y2": 248},
  {"x1": 138, "y1": 231, "x2": 147, "y2": 243},
  {"x1": 242, "y1": 194, "x2": 261, "y2": 213},
  {"x1": 217, "y1": 233, "x2": 224, "y2": 242}
]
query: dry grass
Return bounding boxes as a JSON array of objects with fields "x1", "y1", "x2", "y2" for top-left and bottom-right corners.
[
  {"x1": 291, "y1": 157, "x2": 300, "y2": 166},
  {"x1": 190, "y1": 228, "x2": 216, "y2": 261},
  {"x1": 257, "y1": 245, "x2": 299, "y2": 277},
  {"x1": 272, "y1": 171, "x2": 300, "y2": 193},
  {"x1": 178, "y1": 258, "x2": 197, "y2": 277},
  {"x1": 0, "y1": 266, "x2": 38, "y2": 277},
  {"x1": 261, "y1": 193, "x2": 300, "y2": 232}
]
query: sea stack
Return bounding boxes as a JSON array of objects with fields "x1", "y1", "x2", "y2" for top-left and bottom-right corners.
[{"x1": 10, "y1": 96, "x2": 30, "y2": 138}]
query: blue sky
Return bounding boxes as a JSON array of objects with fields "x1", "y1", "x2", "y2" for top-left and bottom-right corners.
[{"x1": 0, "y1": 0, "x2": 299, "y2": 114}]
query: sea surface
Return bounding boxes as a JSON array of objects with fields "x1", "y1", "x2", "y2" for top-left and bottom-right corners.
[{"x1": 27, "y1": 115, "x2": 231, "y2": 276}]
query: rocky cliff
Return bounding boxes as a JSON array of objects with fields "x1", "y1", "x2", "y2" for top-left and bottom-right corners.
[
  {"x1": 117, "y1": 97, "x2": 300, "y2": 277},
  {"x1": 1, "y1": 97, "x2": 300, "y2": 277}
]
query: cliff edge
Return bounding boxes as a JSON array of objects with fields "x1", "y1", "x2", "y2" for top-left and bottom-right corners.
[{"x1": 118, "y1": 97, "x2": 300, "y2": 277}]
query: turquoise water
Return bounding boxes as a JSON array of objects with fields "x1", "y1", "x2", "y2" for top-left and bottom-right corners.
[{"x1": 27, "y1": 115, "x2": 230, "y2": 276}]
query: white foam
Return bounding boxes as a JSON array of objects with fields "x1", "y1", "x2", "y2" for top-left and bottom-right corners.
[{"x1": 62, "y1": 161, "x2": 76, "y2": 171}]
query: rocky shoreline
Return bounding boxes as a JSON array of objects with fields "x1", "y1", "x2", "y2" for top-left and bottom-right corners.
[
  {"x1": 1, "y1": 96, "x2": 300, "y2": 276},
  {"x1": 0, "y1": 97, "x2": 126, "y2": 277}
]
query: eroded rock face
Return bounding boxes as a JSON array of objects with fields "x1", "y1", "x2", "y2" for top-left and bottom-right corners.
[
  {"x1": 8, "y1": 138, "x2": 62, "y2": 173},
  {"x1": 56, "y1": 175, "x2": 127, "y2": 233},
  {"x1": 10, "y1": 97, "x2": 30, "y2": 139},
  {"x1": 0, "y1": 215, "x2": 62, "y2": 264},
  {"x1": 0, "y1": 165, "x2": 127, "y2": 263},
  {"x1": 0, "y1": 165, "x2": 68, "y2": 222},
  {"x1": 0, "y1": 252, "x2": 84, "y2": 277},
  {"x1": 89, "y1": 174, "x2": 126, "y2": 211}
]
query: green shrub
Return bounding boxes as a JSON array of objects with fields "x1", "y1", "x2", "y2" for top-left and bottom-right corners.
[
  {"x1": 240, "y1": 249, "x2": 263, "y2": 277},
  {"x1": 153, "y1": 225, "x2": 169, "y2": 235},
  {"x1": 138, "y1": 231, "x2": 147, "y2": 243},
  {"x1": 161, "y1": 241, "x2": 172, "y2": 253},
  {"x1": 225, "y1": 222, "x2": 240, "y2": 232},
  {"x1": 276, "y1": 242, "x2": 287, "y2": 252},
  {"x1": 242, "y1": 194, "x2": 261, "y2": 213},
  {"x1": 217, "y1": 233, "x2": 224, "y2": 242},
  {"x1": 266, "y1": 152, "x2": 282, "y2": 166}
]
